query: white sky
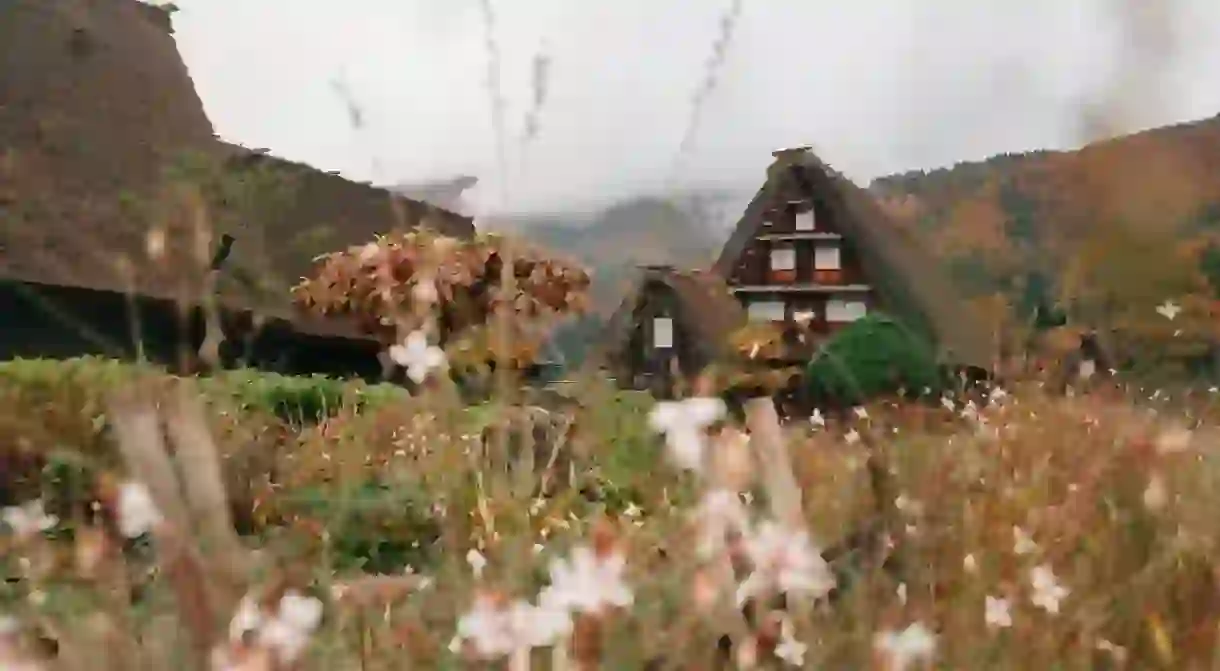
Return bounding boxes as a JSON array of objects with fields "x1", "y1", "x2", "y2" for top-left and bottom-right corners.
[{"x1": 172, "y1": 0, "x2": 1220, "y2": 217}]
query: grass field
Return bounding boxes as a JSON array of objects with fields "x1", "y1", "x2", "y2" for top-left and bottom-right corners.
[{"x1": 1, "y1": 357, "x2": 1219, "y2": 669}]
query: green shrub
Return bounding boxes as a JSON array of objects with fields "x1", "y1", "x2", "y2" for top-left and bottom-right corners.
[
  {"x1": 203, "y1": 370, "x2": 407, "y2": 424},
  {"x1": 803, "y1": 314, "x2": 944, "y2": 405}
]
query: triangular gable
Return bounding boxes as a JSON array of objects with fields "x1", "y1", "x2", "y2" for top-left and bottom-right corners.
[
  {"x1": 713, "y1": 148, "x2": 994, "y2": 371},
  {"x1": 590, "y1": 266, "x2": 746, "y2": 375}
]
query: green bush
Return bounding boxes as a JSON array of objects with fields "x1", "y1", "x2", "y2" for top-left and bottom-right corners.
[
  {"x1": 803, "y1": 314, "x2": 944, "y2": 405},
  {"x1": 203, "y1": 369, "x2": 407, "y2": 424}
]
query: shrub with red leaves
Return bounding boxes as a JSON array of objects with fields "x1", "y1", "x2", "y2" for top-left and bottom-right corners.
[{"x1": 292, "y1": 228, "x2": 592, "y2": 367}]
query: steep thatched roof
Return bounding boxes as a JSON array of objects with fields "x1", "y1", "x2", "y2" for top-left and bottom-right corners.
[
  {"x1": 208, "y1": 143, "x2": 475, "y2": 317},
  {"x1": 714, "y1": 147, "x2": 994, "y2": 370},
  {"x1": 0, "y1": 0, "x2": 217, "y2": 296},
  {"x1": 0, "y1": 0, "x2": 474, "y2": 333},
  {"x1": 592, "y1": 265, "x2": 747, "y2": 373}
]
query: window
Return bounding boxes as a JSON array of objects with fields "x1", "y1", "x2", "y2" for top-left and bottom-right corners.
[
  {"x1": 814, "y1": 245, "x2": 841, "y2": 270},
  {"x1": 770, "y1": 247, "x2": 796, "y2": 271},
  {"x1": 792, "y1": 307, "x2": 817, "y2": 324},
  {"x1": 748, "y1": 301, "x2": 786, "y2": 322},
  {"x1": 795, "y1": 207, "x2": 816, "y2": 231},
  {"x1": 826, "y1": 299, "x2": 867, "y2": 323},
  {"x1": 652, "y1": 317, "x2": 674, "y2": 348}
]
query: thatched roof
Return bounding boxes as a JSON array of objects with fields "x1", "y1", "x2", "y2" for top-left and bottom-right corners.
[
  {"x1": 208, "y1": 143, "x2": 475, "y2": 317},
  {"x1": 714, "y1": 147, "x2": 994, "y2": 370},
  {"x1": 593, "y1": 265, "x2": 747, "y2": 372},
  {"x1": 0, "y1": 0, "x2": 217, "y2": 295},
  {"x1": 0, "y1": 0, "x2": 474, "y2": 335}
]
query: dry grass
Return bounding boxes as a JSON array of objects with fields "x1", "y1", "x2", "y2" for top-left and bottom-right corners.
[{"x1": 2, "y1": 367, "x2": 1220, "y2": 669}]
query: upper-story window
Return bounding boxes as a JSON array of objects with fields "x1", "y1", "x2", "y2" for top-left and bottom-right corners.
[
  {"x1": 770, "y1": 247, "x2": 796, "y2": 271},
  {"x1": 652, "y1": 317, "x2": 674, "y2": 348},
  {"x1": 814, "y1": 245, "x2": 841, "y2": 270},
  {"x1": 795, "y1": 206, "x2": 816, "y2": 231}
]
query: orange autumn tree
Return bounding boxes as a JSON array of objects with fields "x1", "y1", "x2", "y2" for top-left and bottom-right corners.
[
  {"x1": 292, "y1": 228, "x2": 591, "y2": 373},
  {"x1": 1059, "y1": 223, "x2": 1218, "y2": 374}
]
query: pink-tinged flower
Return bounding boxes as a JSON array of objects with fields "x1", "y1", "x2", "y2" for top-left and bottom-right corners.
[
  {"x1": 774, "y1": 618, "x2": 807, "y2": 667},
  {"x1": 467, "y1": 549, "x2": 488, "y2": 577},
  {"x1": 225, "y1": 590, "x2": 324, "y2": 665},
  {"x1": 735, "y1": 521, "x2": 835, "y2": 606},
  {"x1": 648, "y1": 397, "x2": 726, "y2": 472},
  {"x1": 874, "y1": 623, "x2": 936, "y2": 671},
  {"x1": 389, "y1": 330, "x2": 447, "y2": 383},
  {"x1": 541, "y1": 545, "x2": 633, "y2": 615},
  {"x1": 985, "y1": 595, "x2": 1012, "y2": 629},
  {"x1": 116, "y1": 481, "x2": 162, "y2": 538},
  {"x1": 693, "y1": 489, "x2": 751, "y2": 559},
  {"x1": 1, "y1": 500, "x2": 56, "y2": 539},
  {"x1": 1012, "y1": 526, "x2": 1038, "y2": 555},
  {"x1": 412, "y1": 275, "x2": 439, "y2": 304},
  {"x1": 451, "y1": 593, "x2": 572, "y2": 660},
  {"x1": 1029, "y1": 565, "x2": 1069, "y2": 614}
]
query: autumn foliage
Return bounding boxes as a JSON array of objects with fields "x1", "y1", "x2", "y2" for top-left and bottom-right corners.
[{"x1": 291, "y1": 228, "x2": 592, "y2": 367}]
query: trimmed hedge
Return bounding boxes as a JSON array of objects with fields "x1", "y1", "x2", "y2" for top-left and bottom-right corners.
[
  {"x1": 804, "y1": 314, "x2": 945, "y2": 405},
  {"x1": 0, "y1": 356, "x2": 408, "y2": 424}
]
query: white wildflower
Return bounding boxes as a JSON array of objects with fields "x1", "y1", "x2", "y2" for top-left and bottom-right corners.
[
  {"x1": 894, "y1": 494, "x2": 923, "y2": 516},
  {"x1": 1156, "y1": 300, "x2": 1181, "y2": 320},
  {"x1": 647, "y1": 397, "x2": 726, "y2": 472},
  {"x1": 844, "y1": 429, "x2": 860, "y2": 445},
  {"x1": 1155, "y1": 426, "x2": 1192, "y2": 454},
  {"x1": 454, "y1": 595, "x2": 515, "y2": 658},
  {"x1": 389, "y1": 330, "x2": 447, "y2": 384},
  {"x1": 1013, "y1": 526, "x2": 1038, "y2": 555},
  {"x1": 260, "y1": 591, "x2": 324, "y2": 663},
  {"x1": 226, "y1": 590, "x2": 323, "y2": 665},
  {"x1": 1, "y1": 499, "x2": 57, "y2": 538},
  {"x1": 940, "y1": 396, "x2": 955, "y2": 412},
  {"x1": 412, "y1": 274, "x2": 439, "y2": 304},
  {"x1": 467, "y1": 549, "x2": 487, "y2": 578},
  {"x1": 985, "y1": 595, "x2": 1012, "y2": 629},
  {"x1": 963, "y1": 553, "x2": 978, "y2": 574},
  {"x1": 809, "y1": 409, "x2": 825, "y2": 429},
  {"x1": 735, "y1": 521, "x2": 835, "y2": 606},
  {"x1": 1096, "y1": 639, "x2": 1128, "y2": 663},
  {"x1": 623, "y1": 502, "x2": 643, "y2": 519},
  {"x1": 116, "y1": 481, "x2": 162, "y2": 538},
  {"x1": 358, "y1": 242, "x2": 380, "y2": 263},
  {"x1": 853, "y1": 406, "x2": 869, "y2": 420},
  {"x1": 229, "y1": 596, "x2": 264, "y2": 642},
  {"x1": 541, "y1": 545, "x2": 633, "y2": 615},
  {"x1": 1029, "y1": 564, "x2": 1069, "y2": 614},
  {"x1": 1143, "y1": 473, "x2": 1169, "y2": 511},
  {"x1": 693, "y1": 489, "x2": 751, "y2": 559},
  {"x1": 989, "y1": 386, "x2": 1009, "y2": 402},
  {"x1": 874, "y1": 623, "x2": 936, "y2": 671},
  {"x1": 774, "y1": 618, "x2": 807, "y2": 667}
]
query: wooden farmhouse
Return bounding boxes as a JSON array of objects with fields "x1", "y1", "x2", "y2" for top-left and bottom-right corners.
[
  {"x1": 714, "y1": 146, "x2": 993, "y2": 366},
  {"x1": 601, "y1": 146, "x2": 994, "y2": 397},
  {"x1": 0, "y1": 0, "x2": 473, "y2": 378},
  {"x1": 598, "y1": 266, "x2": 747, "y2": 394}
]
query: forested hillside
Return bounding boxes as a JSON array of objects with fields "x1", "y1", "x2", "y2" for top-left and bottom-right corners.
[
  {"x1": 517, "y1": 112, "x2": 1220, "y2": 371},
  {"x1": 867, "y1": 112, "x2": 1220, "y2": 375}
]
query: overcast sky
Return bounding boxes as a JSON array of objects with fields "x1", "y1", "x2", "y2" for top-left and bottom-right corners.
[{"x1": 172, "y1": 0, "x2": 1220, "y2": 218}]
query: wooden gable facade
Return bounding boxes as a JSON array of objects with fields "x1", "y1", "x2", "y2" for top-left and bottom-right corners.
[
  {"x1": 596, "y1": 266, "x2": 746, "y2": 395},
  {"x1": 713, "y1": 147, "x2": 995, "y2": 373}
]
